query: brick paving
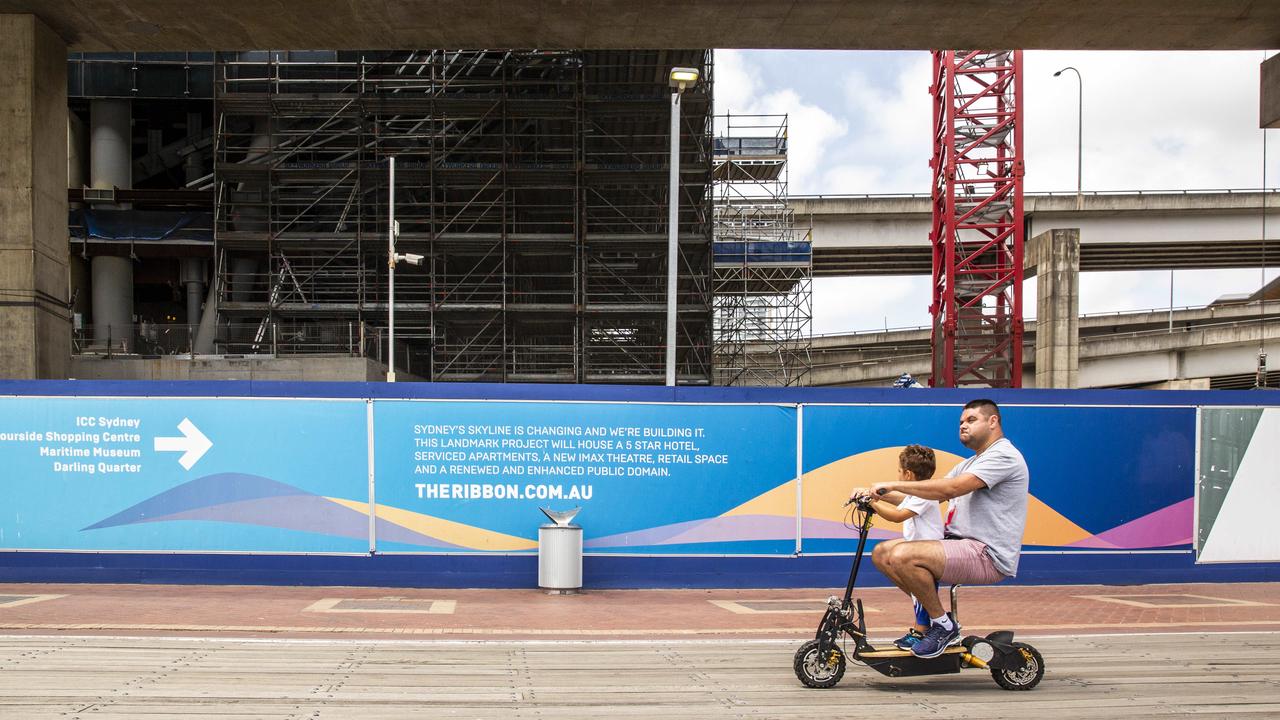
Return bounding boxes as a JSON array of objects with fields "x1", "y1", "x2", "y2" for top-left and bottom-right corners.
[{"x1": 0, "y1": 581, "x2": 1276, "y2": 640}]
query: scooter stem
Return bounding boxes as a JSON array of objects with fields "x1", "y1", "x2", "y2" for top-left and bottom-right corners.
[{"x1": 842, "y1": 511, "x2": 875, "y2": 605}]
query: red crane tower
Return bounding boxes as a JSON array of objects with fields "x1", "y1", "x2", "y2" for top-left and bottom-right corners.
[{"x1": 929, "y1": 50, "x2": 1025, "y2": 388}]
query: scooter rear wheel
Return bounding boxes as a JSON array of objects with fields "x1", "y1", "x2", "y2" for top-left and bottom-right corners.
[
  {"x1": 991, "y1": 642, "x2": 1044, "y2": 690},
  {"x1": 794, "y1": 639, "x2": 846, "y2": 688}
]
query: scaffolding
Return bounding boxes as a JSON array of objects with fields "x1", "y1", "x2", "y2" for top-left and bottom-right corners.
[
  {"x1": 712, "y1": 114, "x2": 812, "y2": 386},
  {"x1": 212, "y1": 49, "x2": 713, "y2": 383}
]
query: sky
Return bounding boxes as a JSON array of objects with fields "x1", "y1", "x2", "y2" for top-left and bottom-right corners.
[{"x1": 714, "y1": 49, "x2": 1280, "y2": 334}]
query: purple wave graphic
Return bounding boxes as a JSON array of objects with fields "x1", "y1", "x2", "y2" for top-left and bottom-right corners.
[
  {"x1": 82, "y1": 473, "x2": 462, "y2": 549},
  {"x1": 1068, "y1": 498, "x2": 1193, "y2": 549},
  {"x1": 584, "y1": 514, "x2": 900, "y2": 548},
  {"x1": 83, "y1": 473, "x2": 309, "y2": 530}
]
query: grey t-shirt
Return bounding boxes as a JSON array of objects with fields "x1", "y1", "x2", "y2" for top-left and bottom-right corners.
[{"x1": 944, "y1": 437, "x2": 1029, "y2": 577}]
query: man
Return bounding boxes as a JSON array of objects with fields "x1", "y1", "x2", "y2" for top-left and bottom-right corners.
[{"x1": 850, "y1": 399, "x2": 1029, "y2": 659}]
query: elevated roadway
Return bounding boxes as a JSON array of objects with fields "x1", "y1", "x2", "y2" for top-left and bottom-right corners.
[
  {"x1": 804, "y1": 302, "x2": 1280, "y2": 389},
  {"x1": 794, "y1": 190, "x2": 1280, "y2": 276}
]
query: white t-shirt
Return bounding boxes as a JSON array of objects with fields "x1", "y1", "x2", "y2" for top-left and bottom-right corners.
[{"x1": 897, "y1": 493, "x2": 944, "y2": 542}]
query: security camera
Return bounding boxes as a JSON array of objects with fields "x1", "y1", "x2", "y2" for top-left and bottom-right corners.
[{"x1": 396, "y1": 253, "x2": 425, "y2": 266}]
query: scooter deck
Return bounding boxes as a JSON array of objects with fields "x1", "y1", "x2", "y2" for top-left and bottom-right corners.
[
  {"x1": 858, "y1": 645, "x2": 968, "y2": 659},
  {"x1": 854, "y1": 643, "x2": 969, "y2": 678}
]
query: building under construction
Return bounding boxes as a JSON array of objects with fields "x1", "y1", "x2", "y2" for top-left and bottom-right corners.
[
  {"x1": 213, "y1": 49, "x2": 714, "y2": 383},
  {"x1": 66, "y1": 49, "x2": 815, "y2": 386},
  {"x1": 68, "y1": 49, "x2": 720, "y2": 384}
]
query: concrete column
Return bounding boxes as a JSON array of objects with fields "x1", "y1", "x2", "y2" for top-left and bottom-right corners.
[
  {"x1": 90, "y1": 99, "x2": 131, "y2": 204},
  {"x1": 0, "y1": 15, "x2": 69, "y2": 379},
  {"x1": 1025, "y1": 228, "x2": 1080, "y2": 388},
  {"x1": 91, "y1": 256, "x2": 133, "y2": 352},
  {"x1": 180, "y1": 257, "x2": 205, "y2": 328},
  {"x1": 1262, "y1": 54, "x2": 1280, "y2": 129}
]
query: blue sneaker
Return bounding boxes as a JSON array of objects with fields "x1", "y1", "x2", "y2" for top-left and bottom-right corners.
[
  {"x1": 911, "y1": 616, "x2": 961, "y2": 658},
  {"x1": 893, "y1": 629, "x2": 924, "y2": 650}
]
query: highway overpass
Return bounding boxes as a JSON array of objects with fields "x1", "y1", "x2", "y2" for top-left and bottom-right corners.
[
  {"x1": 3, "y1": 2, "x2": 1278, "y2": 51},
  {"x1": 792, "y1": 190, "x2": 1280, "y2": 276},
  {"x1": 802, "y1": 301, "x2": 1280, "y2": 389}
]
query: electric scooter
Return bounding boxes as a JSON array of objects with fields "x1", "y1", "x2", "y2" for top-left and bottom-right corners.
[{"x1": 793, "y1": 495, "x2": 1044, "y2": 691}]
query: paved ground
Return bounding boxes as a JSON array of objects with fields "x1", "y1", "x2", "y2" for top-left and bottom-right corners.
[
  {"x1": 0, "y1": 581, "x2": 1277, "y2": 639},
  {"x1": 1, "y1": 582, "x2": 1278, "y2": 718},
  {"x1": 1, "y1": 633, "x2": 1278, "y2": 719}
]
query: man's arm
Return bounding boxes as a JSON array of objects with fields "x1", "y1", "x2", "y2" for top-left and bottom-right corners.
[{"x1": 871, "y1": 473, "x2": 986, "y2": 502}]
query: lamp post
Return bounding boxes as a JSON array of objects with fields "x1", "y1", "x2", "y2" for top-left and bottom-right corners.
[
  {"x1": 667, "y1": 66, "x2": 700, "y2": 386},
  {"x1": 386, "y1": 155, "x2": 422, "y2": 382},
  {"x1": 1053, "y1": 66, "x2": 1083, "y2": 210},
  {"x1": 388, "y1": 156, "x2": 396, "y2": 382}
]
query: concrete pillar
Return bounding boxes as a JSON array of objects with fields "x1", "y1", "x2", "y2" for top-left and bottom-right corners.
[
  {"x1": 0, "y1": 15, "x2": 69, "y2": 379},
  {"x1": 91, "y1": 256, "x2": 133, "y2": 352},
  {"x1": 88, "y1": 99, "x2": 134, "y2": 352},
  {"x1": 180, "y1": 257, "x2": 205, "y2": 328},
  {"x1": 1262, "y1": 54, "x2": 1280, "y2": 129},
  {"x1": 90, "y1": 99, "x2": 131, "y2": 204},
  {"x1": 1025, "y1": 228, "x2": 1080, "y2": 388}
]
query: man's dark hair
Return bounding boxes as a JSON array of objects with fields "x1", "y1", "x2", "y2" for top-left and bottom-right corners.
[
  {"x1": 898, "y1": 444, "x2": 937, "y2": 480},
  {"x1": 963, "y1": 398, "x2": 1001, "y2": 422}
]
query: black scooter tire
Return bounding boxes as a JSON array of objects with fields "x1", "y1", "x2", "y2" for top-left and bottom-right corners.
[
  {"x1": 991, "y1": 642, "x2": 1045, "y2": 691},
  {"x1": 794, "y1": 639, "x2": 846, "y2": 688}
]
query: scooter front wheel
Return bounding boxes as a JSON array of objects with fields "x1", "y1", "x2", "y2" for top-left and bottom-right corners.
[
  {"x1": 991, "y1": 642, "x2": 1044, "y2": 691},
  {"x1": 793, "y1": 639, "x2": 846, "y2": 688}
]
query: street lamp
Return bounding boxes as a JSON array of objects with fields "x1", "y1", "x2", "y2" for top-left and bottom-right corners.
[
  {"x1": 386, "y1": 156, "x2": 424, "y2": 382},
  {"x1": 667, "y1": 66, "x2": 699, "y2": 386},
  {"x1": 1053, "y1": 66, "x2": 1083, "y2": 210}
]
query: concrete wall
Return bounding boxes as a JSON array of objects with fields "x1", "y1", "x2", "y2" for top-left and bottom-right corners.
[
  {"x1": 0, "y1": 15, "x2": 68, "y2": 379},
  {"x1": 70, "y1": 356, "x2": 395, "y2": 383}
]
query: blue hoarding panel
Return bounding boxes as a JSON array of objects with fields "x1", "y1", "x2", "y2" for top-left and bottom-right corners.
[
  {"x1": 801, "y1": 404, "x2": 1196, "y2": 556},
  {"x1": 0, "y1": 397, "x2": 368, "y2": 552},
  {"x1": 372, "y1": 400, "x2": 798, "y2": 555}
]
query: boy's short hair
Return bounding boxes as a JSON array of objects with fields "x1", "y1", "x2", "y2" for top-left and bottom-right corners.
[{"x1": 898, "y1": 444, "x2": 936, "y2": 480}]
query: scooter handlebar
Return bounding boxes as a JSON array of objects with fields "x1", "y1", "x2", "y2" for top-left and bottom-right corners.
[{"x1": 843, "y1": 487, "x2": 890, "y2": 507}]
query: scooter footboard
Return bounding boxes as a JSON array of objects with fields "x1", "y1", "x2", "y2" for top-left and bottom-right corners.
[{"x1": 858, "y1": 649, "x2": 964, "y2": 678}]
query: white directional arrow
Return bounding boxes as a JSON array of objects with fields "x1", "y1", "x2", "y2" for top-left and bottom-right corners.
[{"x1": 153, "y1": 418, "x2": 213, "y2": 470}]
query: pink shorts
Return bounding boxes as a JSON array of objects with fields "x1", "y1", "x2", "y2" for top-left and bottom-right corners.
[{"x1": 939, "y1": 538, "x2": 1007, "y2": 585}]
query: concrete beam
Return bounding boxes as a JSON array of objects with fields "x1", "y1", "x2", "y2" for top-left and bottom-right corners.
[
  {"x1": 0, "y1": 14, "x2": 69, "y2": 379},
  {"x1": 796, "y1": 191, "x2": 1280, "y2": 276},
  {"x1": 1027, "y1": 229, "x2": 1080, "y2": 388},
  {"x1": 0, "y1": 1, "x2": 1278, "y2": 52},
  {"x1": 1264, "y1": 54, "x2": 1280, "y2": 129}
]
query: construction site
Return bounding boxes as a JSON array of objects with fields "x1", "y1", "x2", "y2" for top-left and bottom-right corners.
[
  {"x1": 60, "y1": 49, "x2": 815, "y2": 386},
  {"x1": 9, "y1": 37, "x2": 1271, "y2": 391}
]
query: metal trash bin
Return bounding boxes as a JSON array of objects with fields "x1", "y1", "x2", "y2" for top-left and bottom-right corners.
[{"x1": 537, "y1": 506, "x2": 582, "y2": 593}]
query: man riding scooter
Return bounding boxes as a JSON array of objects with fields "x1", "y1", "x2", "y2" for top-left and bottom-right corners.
[{"x1": 849, "y1": 399, "x2": 1029, "y2": 659}]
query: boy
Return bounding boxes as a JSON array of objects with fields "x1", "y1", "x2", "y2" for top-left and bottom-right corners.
[{"x1": 849, "y1": 444, "x2": 943, "y2": 650}]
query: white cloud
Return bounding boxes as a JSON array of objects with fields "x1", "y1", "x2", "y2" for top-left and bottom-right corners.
[
  {"x1": 826, "y1": 56, "x2": 933, "y2": 194},
  {"x1": 714, "y1": 51, "x2": 848, "y2": 194}
]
